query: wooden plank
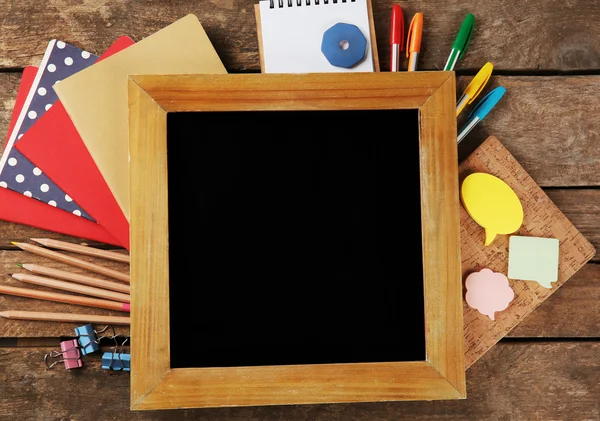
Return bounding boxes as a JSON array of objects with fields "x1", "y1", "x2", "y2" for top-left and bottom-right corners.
[
  {"x1": 2, "y1": 75, "x2": 600, "y2": 188},
  {"x1": 458, "y1": 76, "x2": 600, "y2": 187},
  {"x1": 508, "y1": 263, "x2": 600, "y2": 338},
  {"x1": 3, "y1": 74, "x2": 600, "y2": 188},
  {"x1": 0, "y1": 188, "x2": 596, "y2": 256},
  {"x1": 0, "y1": 72, "x2": 20, "y2": 148},
  {"x1": 459, "y1": 136, "x2": 595, "y2": 369},
  {"x1": 546, "y1": 189, "x2": 600, "y2": 257},
  {"x1": 0, "y1": 1, "x2": 599, "y2": 72},
  {"x1": 0, "y1": 342, "x2": 599, "y2": 419},
  {"x1": 0, "y1": 255, "x2": 599, "y2": 340},
  {"x1": 0, "y1": 251, "x2": 129, "y2": 337}
]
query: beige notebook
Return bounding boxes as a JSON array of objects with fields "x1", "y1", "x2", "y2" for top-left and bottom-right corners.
[{"x1": 55, "y1": 14, "x2": 227, "y2": 221}]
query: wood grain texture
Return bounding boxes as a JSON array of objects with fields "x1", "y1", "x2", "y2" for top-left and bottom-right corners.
[
  {"x1": 418, "y1": 73, "x2": 464, "y2": 395},
  {"x1": 460, "y1": 136, "x2": 596, "y2": 369},
  {"x1": 131, "y1": 72, "x2": 445, "y2": 112},
  {"x1": 12, "y1": 242, "x2": 130, "y2": 282},
  {"x1": 1, "y1": 342, "x2": 599, "y2": 420},
  {"x1": 4, "y1": 74, "x2": 600, "y2": 189},
  {"x1": 0, "y1": 251, "x2": 130, "y2": 337},
  {"x1": 0, "y1": 250, "x2": 598, "y2": 339},
  {"x1": 29, "y1": 238, "x2": 130, "y2": 263},
  {"x1": 0, "y1": 310, "x2": 130, "y2": 325},
  {"x1": 128, "y1": 78, "x2": 171, "y2": 409},
  {"x1": 11, "y1": 273, "x2": 130, "y2": 303},
  {"x1": 545, "y1": 189, "x2": 600, "y2": 257},
  {"x1": 129, "y1": 72, "x2": 465, "y2": 408},
  {"x1": 508, "y1": 262, "x2": 600, "y2": 338},
  {"x1": 0, "y1": 189, "x2": 596, "y2": 256},
  {"x1": 0, "y1": 1, "x2": 599, "y2": 71},
  {"x1": 0, "y1": 73, "x2": 21, "y2": 149},
  {"x1": 0, "y1": 219, "x2": 124, "y2": 250},
  {"x1": 457, "y1": 76, "x2": 600, "y2": 188}
]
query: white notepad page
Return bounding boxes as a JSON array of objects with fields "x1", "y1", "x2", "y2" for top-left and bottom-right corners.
[{"x1": 258, "y1": 0, "x2": 375, "y2": 73}]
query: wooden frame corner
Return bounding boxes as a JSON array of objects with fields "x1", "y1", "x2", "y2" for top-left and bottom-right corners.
[{"x1": 129, "y1": 72, "x2": 465, "y2": 410}]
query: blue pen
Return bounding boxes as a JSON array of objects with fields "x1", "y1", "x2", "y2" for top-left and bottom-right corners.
[{"x1": 457, "y1": 86, "x2": 506, "y2": 144}]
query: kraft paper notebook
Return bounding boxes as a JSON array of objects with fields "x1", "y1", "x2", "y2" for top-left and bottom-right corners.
[
  {"x1": 54, "y1": 14, "x2": 228, "y2": 221},
  {"x1": 0, "y1": 68, "x2": 120, "y2": 245},
  {"x1": 255, "y1": 0, "x2": 379, "y2": 73},
  {"x1": 16, "y1": 36, "x2": 135, "y2": 250},
  {"x1": 459, "y1": 136, "x2": 595, "y2": 368}
]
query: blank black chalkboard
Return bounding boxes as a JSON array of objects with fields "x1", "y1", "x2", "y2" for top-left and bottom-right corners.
[{"x1": 167, "y1": 109, "x2": 425, "y2": 369}]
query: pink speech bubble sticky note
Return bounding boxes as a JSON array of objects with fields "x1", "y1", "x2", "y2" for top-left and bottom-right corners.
[{"x1": 465, "y1": 268, "x2": 515, "y2": 320}]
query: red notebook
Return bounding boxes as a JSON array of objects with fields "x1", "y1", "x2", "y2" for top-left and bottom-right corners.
[
  {"x1": 16, "y1": 36, "x2": 134, "y2": 249},
  {"x1": 0, "y1": 66, "x2": 120, "y2": 245}
]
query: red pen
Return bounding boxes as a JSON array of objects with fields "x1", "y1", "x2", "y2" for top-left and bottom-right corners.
[{"x1": 390, "y1": 5, "x2": 404, "y2": 72}]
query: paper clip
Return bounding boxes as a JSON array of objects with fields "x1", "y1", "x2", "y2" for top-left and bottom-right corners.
[
  {"x1": 102, "y1": 337, "x2": 131, "y2": 372},
  {"x1": 74, "y1": 324, "x2": 115, "y2": 355},
  {"x1": 44, "y1": 339, "x2": 83, "y2": 370}
]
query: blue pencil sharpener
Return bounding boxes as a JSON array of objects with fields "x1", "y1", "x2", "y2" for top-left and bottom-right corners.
[{"x1": 321, "y1": 22, "x2": 368, "y2": 69}]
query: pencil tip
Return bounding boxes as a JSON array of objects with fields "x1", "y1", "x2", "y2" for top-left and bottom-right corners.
[
  {"x1": 7, "y1": 273, "x2": 12, "y2": 277},
  {"x1": 10, "y1": 241, "x2": 17, "y2": 245},
  {"x1": 16, "y1": 263, "x2": 22, "y2": 268}
]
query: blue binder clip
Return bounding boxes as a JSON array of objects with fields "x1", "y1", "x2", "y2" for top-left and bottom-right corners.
[
  {"x1": 102, "y1": 337, "x2": 130, "y2": 371},
  {"x1": 74, "y1": 324, "x2": 100, "y2": 355},
  {"x1": 102, "y1": 351, "x2": 131, "y2": 371},
  {"x1": 74, "y1": 324, "x2": 116, "y2": 355}
]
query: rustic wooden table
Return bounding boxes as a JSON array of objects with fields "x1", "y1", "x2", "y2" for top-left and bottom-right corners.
[{"x1": 1, "y1": 1, "x2": 599, "y2": 420}]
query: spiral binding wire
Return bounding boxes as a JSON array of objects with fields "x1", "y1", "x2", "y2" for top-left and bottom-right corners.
[{"x1": 269, "y1": 0, "x2": 355, "y2": 8}]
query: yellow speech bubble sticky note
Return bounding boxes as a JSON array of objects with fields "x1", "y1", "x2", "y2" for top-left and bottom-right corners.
[{"x1": 461, "y1": 173, "x2": 524, "y2": 246}]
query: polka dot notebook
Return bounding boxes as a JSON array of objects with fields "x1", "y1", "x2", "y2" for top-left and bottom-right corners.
[{"x1": 0, "y1": 40, "x2": 98, "y2": 219}]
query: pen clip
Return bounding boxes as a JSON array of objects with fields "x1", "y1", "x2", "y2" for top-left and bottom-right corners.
[
  {"x1": 391, "y1": 5, "x2": 405, "y2": 51},
  {"x1": 468, "y1": 86, "x2": 506, "y2": 119},
  {"x1": 458, "y1": 14, "x2": 475, "y2": 59},
  {"x1": 398, "y1": 11, "x2": 405, "y2": 51},
  {"x1": 406, "y1": 14, "x2": 417, "y2": 58},
  {"x1": 468, "y1": 62, "x2": 493, "y2": 103}
]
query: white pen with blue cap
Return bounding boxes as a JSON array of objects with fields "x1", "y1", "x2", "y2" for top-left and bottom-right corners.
[{"x1": 457, "y1": 86, "x2": 506, "y2": 144}]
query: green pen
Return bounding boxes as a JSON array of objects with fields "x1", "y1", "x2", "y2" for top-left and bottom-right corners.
[{"x1": 443, "y1": 13, "x2": 475, "y2": 71}]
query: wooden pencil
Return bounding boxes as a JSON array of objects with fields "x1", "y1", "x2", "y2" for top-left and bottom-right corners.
[
  {"x1": 11, "y1": 273, "x2": 130, "y2": 303},
  {"x1": 0, "y1": 310, "x2": 130, "y2": 325},
  {"x1": 18, "y1": 264, "x2": 130, "y2": 294},
  {"x1": 30, "y1": 238, "x2": 130, "y2": 264},
  {"x1": 12, "y1": 242, "x2": 130, "y2": 283},
  {"x1": 0, "y1": 284, "x2": 130, "y2": 312}
]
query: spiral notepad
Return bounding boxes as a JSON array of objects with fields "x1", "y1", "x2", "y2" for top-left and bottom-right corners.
[{"x1": 256, "y1": 0, "x2": 378, "y2": 73}]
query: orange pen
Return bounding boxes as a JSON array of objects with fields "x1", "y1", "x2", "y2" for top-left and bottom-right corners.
[{"x1": 406, "y1": 12, "x2": 423, "y2": 71}]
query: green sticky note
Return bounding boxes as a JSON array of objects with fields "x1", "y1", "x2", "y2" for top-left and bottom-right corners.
[{"x1": 507, "y1": 236, "x2": 560, "y2": 288}]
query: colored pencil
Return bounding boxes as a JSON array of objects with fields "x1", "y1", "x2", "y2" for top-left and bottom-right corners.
[
  {"x1": 12, "y1": 242, "x2": 130, "y2": 283},
  {"x1": 11, "y1": 273, "x2": 130, "y2": 303},
  {"x1": 0, "y1": 284, "x2": 130, "y2": 312},
  {"x1": 18, "y1": 263, "x2": 130, "y2": 294},
  {"x1": 0, "y1": 310, "x2": 130, "y2": 325},
  {"x1": 30, "y1": 238, "x2": 130, "y2": 264}
]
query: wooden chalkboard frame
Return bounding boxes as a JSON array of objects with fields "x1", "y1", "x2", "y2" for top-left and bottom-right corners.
[{"x1": 128, "y1": 72, "x2": 465, "y2": 410}]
